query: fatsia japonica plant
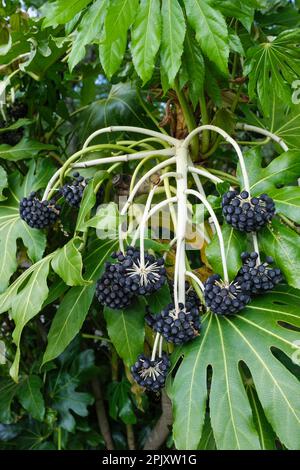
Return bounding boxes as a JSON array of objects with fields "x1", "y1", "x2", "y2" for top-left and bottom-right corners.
[{"x1": 0, "y1": 0, "x2": 300, "y2": 452}]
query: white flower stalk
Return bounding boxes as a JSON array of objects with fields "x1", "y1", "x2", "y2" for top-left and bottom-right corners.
[
  {"x1": 82, "y1": 125, "x2": 179, "y2": 149},
  {"x1": 72, "y1": 148, "x2": 175, "y2": 168},
  {"x1": 151, "y1": 332, "x2": 161, "y2": 361},
  {"x1": 236, "y1": 123, "x2": 289, "y2": 152},
  {"x1": 118, "y1": 157, "x2": 177, "y2": 252},
  {"x1": 183, "y1": 124, "x2": 250, "y2": 194},
  {"x1": 185, "y1": 271, "x2": 205, "y2": 292},
  {"x1": 188, "y1": 166, "x2": 223, "y2": 184},
  {"x1": 185, "y1": 189, "x2": 229, "y2": 284},
  {"x1": 174, "y1": 144, "x2": 189, "y2": 309}
]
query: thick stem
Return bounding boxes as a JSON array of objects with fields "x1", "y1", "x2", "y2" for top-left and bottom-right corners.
[
  {"x1": 174, "y1": 144, "x2": 188, "y2": 308},
  {"x1": 185, "y1": 189, "x2": 229, "y2": 283},
  {"x1": 143, "y1": 390, "x2": 173, "y2": 450},
  {"x1": 126, "y1": 424, "x2": 136, "y2": 450},
  {"x1": 174, "y1": 79, "x2": 199, "y2": 160},
  {"x1": 91, "y1": 378, "x2": 114, "y2": 450}
]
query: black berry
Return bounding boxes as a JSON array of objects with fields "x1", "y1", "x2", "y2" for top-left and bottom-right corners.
[
  {"x1": 131, "y1": 353, "x2": 170, "y2": 391},
  {"x1": 222, "y1": 190, "x2": 275, "y2": 232},
  {"x1": 235, "y1": 251, "x2": 283, "y2": 294},
  {"x1": 61, "y1": 173, "x2": 88, "y2": 208},
  {"x1": 204, "y1": 274, "x2": 250, "y2": 315},
  {"x1": 95, "y1": 260, "x2": 135, "y2": 310},
  {"x1": 19, "y1": 192, "x2": 61, "y2": 229}
]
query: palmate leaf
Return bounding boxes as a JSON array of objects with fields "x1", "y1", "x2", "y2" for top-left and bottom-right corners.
[
  {"x1": 0, "y1": 165, "x2": 7, "y2": 201},
  {"x1": 246, "y1": 29, "x2": 300, "y2": 116},
  {"x1": 170, "y1": 285, "x2": 300, "y2": 449}
]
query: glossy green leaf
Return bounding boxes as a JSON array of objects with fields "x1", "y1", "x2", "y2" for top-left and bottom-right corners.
[
  {"x1": 184, "y1": 0, "x2": 229, "y2": 75},
  {"x1": 16, "y1": 376, "x2": 45, "y2": 421},
  {"x1": 0, "y1": 378, "x2": 18, "y2": 423},
  {"x1": 198, "y1": 414, "x2": 217, "y2": 450},
  {"x1": 42, "y1": 239, "x2": 119, "y2": 365},
  {"x1": 107, "y1": 380, "x2": 136, "y2": 424},
  {"x1": 268, "y1": 187, "x2": 300, "y2": 224},
  {"x1": 259, "y1": 219, "x2": 300, "y2": 290},
  {"x1": 0, "y1": 164, "x2": 49, "y2": 293},
  {"x1": 52, "y1": 237, "x2": 90, "y2": 286},
  {"x1": 0, "y1": 165, "x2": 7, "y2": 201},
  {"x1": 0, "y1": 138, "x2": 55, "y2": 161},
  {"x1": 171, "y1": 286, "x2": 300, "y2": 449},
  {"x1": 131, "y1": 0, "x2": 161, "y2": 84},
  {"x1": 182, "y1": 26, "x2": 205, "y2": 108},
  {"x1": 99, "y1": 0, "x2": 139, "y2": 79},
  {"x1": 42, "y1": 0, "x2": 92, "y2": 28},
  {"x1": 237, "y1": 148, "x2": 300, "y2": 194},
  {"x1": 160, "y1": 0, "x2": 186, "y2": 85},
  {"x1": 10, "y1": 257, "x2": 51, "y2": 381},
  {"x1": 104, "y1": 297, "x2": 146, "y2": 367},
  {"x1": 206, "y1": 224, "x2": 247, "y2": 280},
  {"x1": 147, "y1": 283, "x2": 172, "y2": 315},
  {"x1": 68, "y1": 0, "x2": 108, "y2": 71},
  {"x1": 214, "y1": 0, "x2": 255, "y2": 32}
]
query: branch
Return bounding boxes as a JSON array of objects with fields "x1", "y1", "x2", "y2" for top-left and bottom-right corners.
[
  {"x1": 126, "y1": 424, "x2": 136, "y2": 450},
  {"x1": 91, "y1": 377, "x2": 114, "y2": 450},
  {"x1": 143, "y1": 390, "x2": 173, "y2": 450}
]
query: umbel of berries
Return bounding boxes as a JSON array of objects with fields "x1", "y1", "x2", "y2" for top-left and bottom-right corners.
[
  {"x1": 204, "y1": 274, "x2": 251, "y2": 315},
  {"x1": 222, "y1": 190, "x2": 275, "y2": 232},
  {"x1": 61, "y1": 172, "x2": 87, "y2": 208},
  {"x1": 236, "y1": 252, "x2": 283, "y2": 294},
  {"x1": 96, "y1": 246, "x2": 167, "y2": 309},
  {"x1": 19, "y1": 192, "x2": 61, "y2": 229},
  {"x1": 131, "y1": 353, "x2": 170, "y2": 391},
  {"x1": 146, "y1": 296, "x2": 202, "y2": 345},
  {"x1": 115, "y1": 246, "x2": 167, "y2": 296}
]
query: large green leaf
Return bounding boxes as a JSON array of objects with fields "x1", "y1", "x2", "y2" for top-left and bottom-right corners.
[
  {"x1": 259, "y1": 219, "x2": 300, "y2": 290},
  {"x1": 213, "y1": 0, "x2": 255, "y2": 32},
  {"x1": 99, "y1": 0, "x2": 139, "y2": 79},
  {"x1": 206, "y1": 224, "x2": 247, "y2": 280},
  {"x1": 131, "y1": 0, "x2": 161, "y2": 84},
  {"x1": 51, "y1": 237, "x2": 90, "y2": 286},
  {"x1": 160, "y1": 0, "x2": 186, "y2": 85},
  {"x1": 0, "y1": 138, "x2": 55, "y2": 161},
  {"x1": 0, "y1": 165, "x2": 49, "y2": 293},
  {"x1": 268, "y1": 187, "x2": 300, "y2": 224},
  {"x1": 237, "y1": 148, "x2": 300, "y2": 194},
  {"x1": 104, "y1": 297, "x2": 146, "y2": 367},
  {"x1": 16, "y1": 376, "x2": 45, "y2": 422},
  {"x1": 0, "y1": 165, "x2": 7, "y2": 201},
  {"x1": 246, "y1": 29, "x2": 300, "y2": 115},
  {"x1": 182, "y1": 26, "x2": 205, "y2": 108},
  {"x1": 170, "y1": 285, "x2": 300, "y2": 449},
  {"x1": 10, "y1": 257, "x2": 51, "y2": 381},
  {"x1": 42, "y1": 0, "x2": 93, "y2": 28},
  {"x1": 184, "y1": 0, "x2": 229, "y2": 75},
  {"x1": 68, "y1": 0, "x2": 108, "y2": 71},
  {"x1": 0, "y1": 378, "x2": 18, "y2": 423},
  {"x1": 42, "y1": 239, "x2": 119, "y2": 365}
]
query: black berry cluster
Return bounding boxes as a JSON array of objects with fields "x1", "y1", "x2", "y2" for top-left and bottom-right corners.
[
  {"x1": 8, "y1": 101, "x2": 28, "y2": 121},
  {"x1": 236, "y1": 252, "x2": 283, "y2": 294},
  {"x1": 0, "y1": 128, "x2": 24, "y2": 146},
  {"x1": 96, "y1": 246, "x2": 167, "y2": 309},
  {"x1": 222, "y1": 190, "x2": 275, "y2": 232},
  {"x1": 130, "y1": 353, "x2": 170, "y2": 391},
  {"x1": 61, "y1": 172, "x2": 88, "y2": 208},
  {"x1": 204, "y1": 274, "x2": 251, "y2": 315},
  {"x1": 0, "y1": 101, "x2": 28, "y2": 146},
  {"x1": 146, "y1": 289, "x2": 203, "y2": 345},
  {"x1": 19, "y1": 192, "x2": 61, "y2": 229}
]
